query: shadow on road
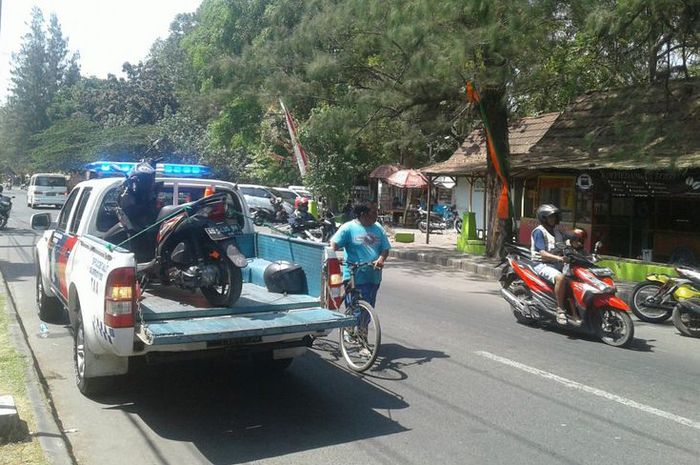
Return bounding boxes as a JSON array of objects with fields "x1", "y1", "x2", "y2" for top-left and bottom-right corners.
[
  {"x1": 97, "y1": 353, "x2": 409, "y2": 464},
  {"x1": 0, "y1": 260, "x2": 36, "y2": 282}
]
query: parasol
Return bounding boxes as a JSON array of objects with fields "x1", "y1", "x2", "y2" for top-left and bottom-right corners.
[{"x1": 386, "y1": 169, "x2": 429, "y2": 189}]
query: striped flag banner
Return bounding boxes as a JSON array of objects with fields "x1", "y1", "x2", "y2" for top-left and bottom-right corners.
[{"x1": 280, "y1": 99, "x2": 308, "y2": 176}]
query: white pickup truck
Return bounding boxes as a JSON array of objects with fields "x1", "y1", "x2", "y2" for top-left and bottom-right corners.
[{"x1": 32, "y1": 174, "x2": 351, "y2": 397}]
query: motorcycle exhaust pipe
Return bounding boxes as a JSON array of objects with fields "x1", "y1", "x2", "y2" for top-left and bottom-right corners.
[{"x1": 500, "y1": 288, "x2": 524, "y2": 311}]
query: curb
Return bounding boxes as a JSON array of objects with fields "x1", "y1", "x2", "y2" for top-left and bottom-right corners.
[
  {"x1": 1, "y1": 272, "x2": 75, "y2": 465},
  {"x1": 389, "y1": 248, "x2": 634, "y2": 303}
]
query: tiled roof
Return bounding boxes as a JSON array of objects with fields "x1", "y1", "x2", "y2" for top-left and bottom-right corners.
[{"x1": 421, "y1": 113, "x2": 559, "y2": 175}]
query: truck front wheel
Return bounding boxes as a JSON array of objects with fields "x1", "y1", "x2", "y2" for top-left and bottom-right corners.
[{"x1": 36, "y1": 269, "x2": 64, "y2": 323}]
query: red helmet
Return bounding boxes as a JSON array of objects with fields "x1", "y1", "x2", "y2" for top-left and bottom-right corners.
[
  {"x1": 294, "y1": 197, "x2": 309, "y2": 209},
  {"x1": 571, "y1": 228, "x2": 587, "y2": 243}
]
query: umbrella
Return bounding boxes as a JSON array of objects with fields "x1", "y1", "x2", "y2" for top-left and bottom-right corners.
[
  {"x1": 386, "y1": 169, "x2": 429, "y2": 189},
  {"x1": 369, "y1": 163, "x2": 404, "y2": 179}
]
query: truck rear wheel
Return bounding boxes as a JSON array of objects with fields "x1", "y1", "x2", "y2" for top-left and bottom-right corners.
[
  {"x1": 74, "y1": 314, "x2": 115, "y2": 397},
  {"x1": 36, "y1": 269, "x2": 63, "y2": 323}
]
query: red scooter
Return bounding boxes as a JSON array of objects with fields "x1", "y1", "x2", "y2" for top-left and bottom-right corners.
[{"x1": 499, "y1": 242, "x2": 634, "y2": 347}]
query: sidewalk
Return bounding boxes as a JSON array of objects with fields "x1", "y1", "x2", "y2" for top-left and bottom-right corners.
[{"x1": 387, "y1": 228, "x2": 635, "y2": 303}]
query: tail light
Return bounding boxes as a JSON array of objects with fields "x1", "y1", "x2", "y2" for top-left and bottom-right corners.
[
  {"x1": 104, "y1": 267, "x2": 136, "y2": 328},
  {"x1": 325, "y1": 252, "x2": 343, "y2": 310}
]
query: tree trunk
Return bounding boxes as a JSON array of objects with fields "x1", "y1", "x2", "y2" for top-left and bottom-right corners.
[{"x1": 480, "y1": 86, "x2": 511, "y2": 258}]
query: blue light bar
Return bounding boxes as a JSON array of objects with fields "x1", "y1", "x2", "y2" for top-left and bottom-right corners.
[
  {"x1": 85, "y1": 161, "x2": 137, "y2": 174},
  {"x1": 84, "y1": 161, "x2": 212, "y2": 178},
  {"x1": 156, "y1": 163, "x2": 211, "y2": 178}
]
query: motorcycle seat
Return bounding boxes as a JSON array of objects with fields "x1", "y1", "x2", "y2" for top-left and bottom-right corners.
[
  {"x1": 677, "y1": 267, "x2": 700, "y2": 284},
  {"x1": 157, "y1": 204, "x2": 186, "y2": 222}
]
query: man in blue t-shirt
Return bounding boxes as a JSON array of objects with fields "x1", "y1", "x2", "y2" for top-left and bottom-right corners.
[{"x1": 330, "y1": 200, "x2": 391, "y2": 308}]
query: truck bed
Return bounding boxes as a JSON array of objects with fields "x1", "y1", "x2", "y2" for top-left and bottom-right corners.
[
  {"x1": 136, "y1": 283, "x2": 353, "y2": 347},
  {"x1": 140, "y1": 283, "x2": 321, "y2": 321}
]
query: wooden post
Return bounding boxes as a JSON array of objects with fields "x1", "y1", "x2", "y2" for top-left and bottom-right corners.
[
  {"x1": 426, "y1": 176, "x2": 432, "y2": 244},
  {"x1": 469, "y1": 176, "x2": 474, "y2": 212}
]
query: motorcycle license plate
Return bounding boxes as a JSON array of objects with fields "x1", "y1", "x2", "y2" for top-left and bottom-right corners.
[{"x1": 205, "y1": 224, "x2": 237, "y2": 241}]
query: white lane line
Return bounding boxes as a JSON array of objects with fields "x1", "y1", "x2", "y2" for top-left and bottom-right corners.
[{"x1": 475, "y1": 350, "x2": 700, "y2": 430}]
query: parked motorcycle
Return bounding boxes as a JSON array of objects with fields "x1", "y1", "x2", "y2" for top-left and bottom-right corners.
[
  {"x1": 630, "y1": 267, "x2": 700, "y2": 323},
  {"x1": 417, "y1": 205, "x2": 462, "y2": 234},
  {"x1": 289, "y1": 210, "x2": 337, "y2": 243},
  {"x1": 670, "y1": 269, "x2": 700, "y2": 337},
  {"x1": 0, "y1": 194, "x2": 12, "y2": 229},
  {"x1": 252, "y1": 197, "x2": 290, "y2": 226},
  {"x1": 104, "y1": 160, "x2": 247, "y2": 307},
  {"x1": 500, "y1": 242, "x2": 634, "y2": 347}
]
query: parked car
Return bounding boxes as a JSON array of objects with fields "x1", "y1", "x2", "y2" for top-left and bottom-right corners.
[
  {"x1": 27, "y1": 173, "x2": 69, "y2": 209},
  {"x1": 270, "y1": 187, "x2": 300, "y2": 204},
  {"x1": 239, "y1": 184, "x2": 293, "y2": 217},
  {"x1": 288, "y1": 185, "x2": 312, "y2": 199}
]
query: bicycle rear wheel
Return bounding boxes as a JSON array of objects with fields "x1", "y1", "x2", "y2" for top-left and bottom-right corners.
[{"x1": 339, "y1": 300, "x2": 381, "y2": 372}]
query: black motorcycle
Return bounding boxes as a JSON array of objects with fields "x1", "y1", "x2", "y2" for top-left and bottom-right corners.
[
  {"x1": 252, "y1": 197, "x2": 290, "y2": 226},
  {"x1": 289, "y1": 210, "x2": 337, "y2": 243},
  {"x1": 0, "y1": 194, "x2": 12, "y2": 229},
  {"x1": 105, "y1": 160, "x2": 247, "y2": 307}
]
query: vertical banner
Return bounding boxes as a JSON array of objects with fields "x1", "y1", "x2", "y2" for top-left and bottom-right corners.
[
  {"x1": 280, "y1": 99, "x2": 308, "y2": 176},
  {"x1": 466, "y1": 82, "x2": 512, "y2": 220}
]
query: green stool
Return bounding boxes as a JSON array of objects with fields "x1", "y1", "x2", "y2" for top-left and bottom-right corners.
[{"x1": 395, "y1": 232, "x2": 415, "y2": 243}]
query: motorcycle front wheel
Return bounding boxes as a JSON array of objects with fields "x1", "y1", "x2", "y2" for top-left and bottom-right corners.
[
  {"x1": 0, "y1": 214, "x2": 7, "y2": 229},
  {"x1": 630, "y1": 281, "x2": 672, "y2": 323},
  {"x1": 454, "y1": 219, "x2": 462, "y2": 234},
  {"x1": 597, "y1": 309, "x2": 634, "y2": 347},
  {"x1": 201, "y1": 260, "x2": 243, "y2": 307},
  {"x1": 253, "y1": 212, "x2": 265, "y2": 226},
  {"x1": 672, "y1": 305, "x2": 700, "y2": 338},
  {"x1": 418, "y1": 221, "x2": 427, "y2": 233}
]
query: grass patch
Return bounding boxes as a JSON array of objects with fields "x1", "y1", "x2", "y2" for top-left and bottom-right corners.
[{"x1": 0, "y1": 295, "x2": 49, "y2": 465}]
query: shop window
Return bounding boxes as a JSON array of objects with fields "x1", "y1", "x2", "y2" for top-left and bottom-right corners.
[{"x1": 538, "y1": 176, "x2": 575, "y2": 222}]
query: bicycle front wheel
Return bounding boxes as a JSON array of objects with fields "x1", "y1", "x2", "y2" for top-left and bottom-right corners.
[{"x1": 339, "y1": 300, "x2": 381, "y2": 372}]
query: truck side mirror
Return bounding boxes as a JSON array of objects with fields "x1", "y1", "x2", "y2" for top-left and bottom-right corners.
[
  {"x1": 31, "y1": 213, "x2": 51, "y2": 231},
  {"x1": 593, "y1": 241, "x2": 602, "y2": 254}
]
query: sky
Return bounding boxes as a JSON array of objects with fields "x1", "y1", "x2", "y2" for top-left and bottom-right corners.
[{"x1": 0, "y1": 0, "x2": 203, "y2": 102}]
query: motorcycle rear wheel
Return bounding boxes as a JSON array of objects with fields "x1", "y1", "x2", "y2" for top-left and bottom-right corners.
[
  {"x1": 630, "y1": 281, "x2": 672, "y2": 323},
  {"x1": 454, "y1": 219, "x2": 462, "y2": 234},
  {"x1": 201, "y1": 261, "x2": 243, "y2": 307},
  {"x1": 418, "y1": 221, "x2": 427, "y2": 233},
  {"x1": 0, "y1": 215, "x2": 7, "y2": 229},
  {"x1": 253, "y1": 212, "x2": 265, "y2": 226},
  {"x1": 672, "y1": 305, "x2": 700, "y2": 338},
  {"x1": 597, "y1": 309, "x2": 634, "y2": 347},
  {"x1": 510, "y1": 284, "x2": 535, "y2": 325}
]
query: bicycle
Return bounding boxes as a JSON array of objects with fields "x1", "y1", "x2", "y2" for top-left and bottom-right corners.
[{"x1": 335, "y1": 261, "x2": 382, "y2": 372}]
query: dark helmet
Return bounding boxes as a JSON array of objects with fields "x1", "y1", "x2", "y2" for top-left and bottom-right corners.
[{"x1": 537, "y1": 204, "x2": 560, "y2": 224}]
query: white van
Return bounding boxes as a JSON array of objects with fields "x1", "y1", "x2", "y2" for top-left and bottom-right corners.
[{"x1": 27, "y1": 173, "x2": 68, "y2": 209}]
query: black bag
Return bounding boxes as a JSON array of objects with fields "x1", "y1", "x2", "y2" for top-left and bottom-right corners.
[{"x1": 263, "y1": 261, "x2": 307, "y2": 294}]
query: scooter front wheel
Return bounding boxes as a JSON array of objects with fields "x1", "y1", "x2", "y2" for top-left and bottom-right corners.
[
  {"x1": 672, "y1": 305, "x2": 700, "y2": 337},
  {"x1": 597, "y1": 309, "x2": 634, "y2": 347},
  {"x1": 201, "y1": 261, "x2": 243, "y2": 307},
  {"x1": 630, "y1": 281, "x2": 672, "y2": 323}
]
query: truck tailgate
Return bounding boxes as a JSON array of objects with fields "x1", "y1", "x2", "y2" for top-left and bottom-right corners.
[{"x1": 137, "y1": 307, "x2": 353, "y2": 346}]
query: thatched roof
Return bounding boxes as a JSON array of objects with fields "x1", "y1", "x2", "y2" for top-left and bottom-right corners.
[
  {"x1": 521, "y1": 78, "x2": 700, "y2": 170},
  {"x1": 421, "y1": 113, "x2": 559, "y2": 176}
]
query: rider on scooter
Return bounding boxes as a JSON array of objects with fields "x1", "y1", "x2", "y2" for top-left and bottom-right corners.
[
  {"x1": 289, "y1": 197, "x2": 315, "y2": 230},
  {"x1": 531, "y1": 204, "x2": 574, "y2": 325}
]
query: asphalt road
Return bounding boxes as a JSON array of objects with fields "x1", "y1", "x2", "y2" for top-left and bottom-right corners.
[{"x1": 2, "y1": 188, "x2": 699, "y2": 465}]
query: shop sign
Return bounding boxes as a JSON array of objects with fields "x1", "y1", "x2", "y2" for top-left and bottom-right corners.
[{"x1": 576, "y1": 173, "x2": 593, "y2": 191}]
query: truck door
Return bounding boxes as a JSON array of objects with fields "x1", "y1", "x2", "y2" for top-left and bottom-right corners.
[{"x1": 49, "y1": 188, "x2": 82, "y2": 299}]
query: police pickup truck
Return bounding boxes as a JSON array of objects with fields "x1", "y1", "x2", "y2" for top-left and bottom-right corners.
[{"x1": 32, "y1": 163, "x2": 350, "y2": 397}]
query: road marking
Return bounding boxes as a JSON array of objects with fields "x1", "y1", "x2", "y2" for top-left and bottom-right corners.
[{"x1": 475, "y1": 350, "x2": 700, "y2": 430}]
